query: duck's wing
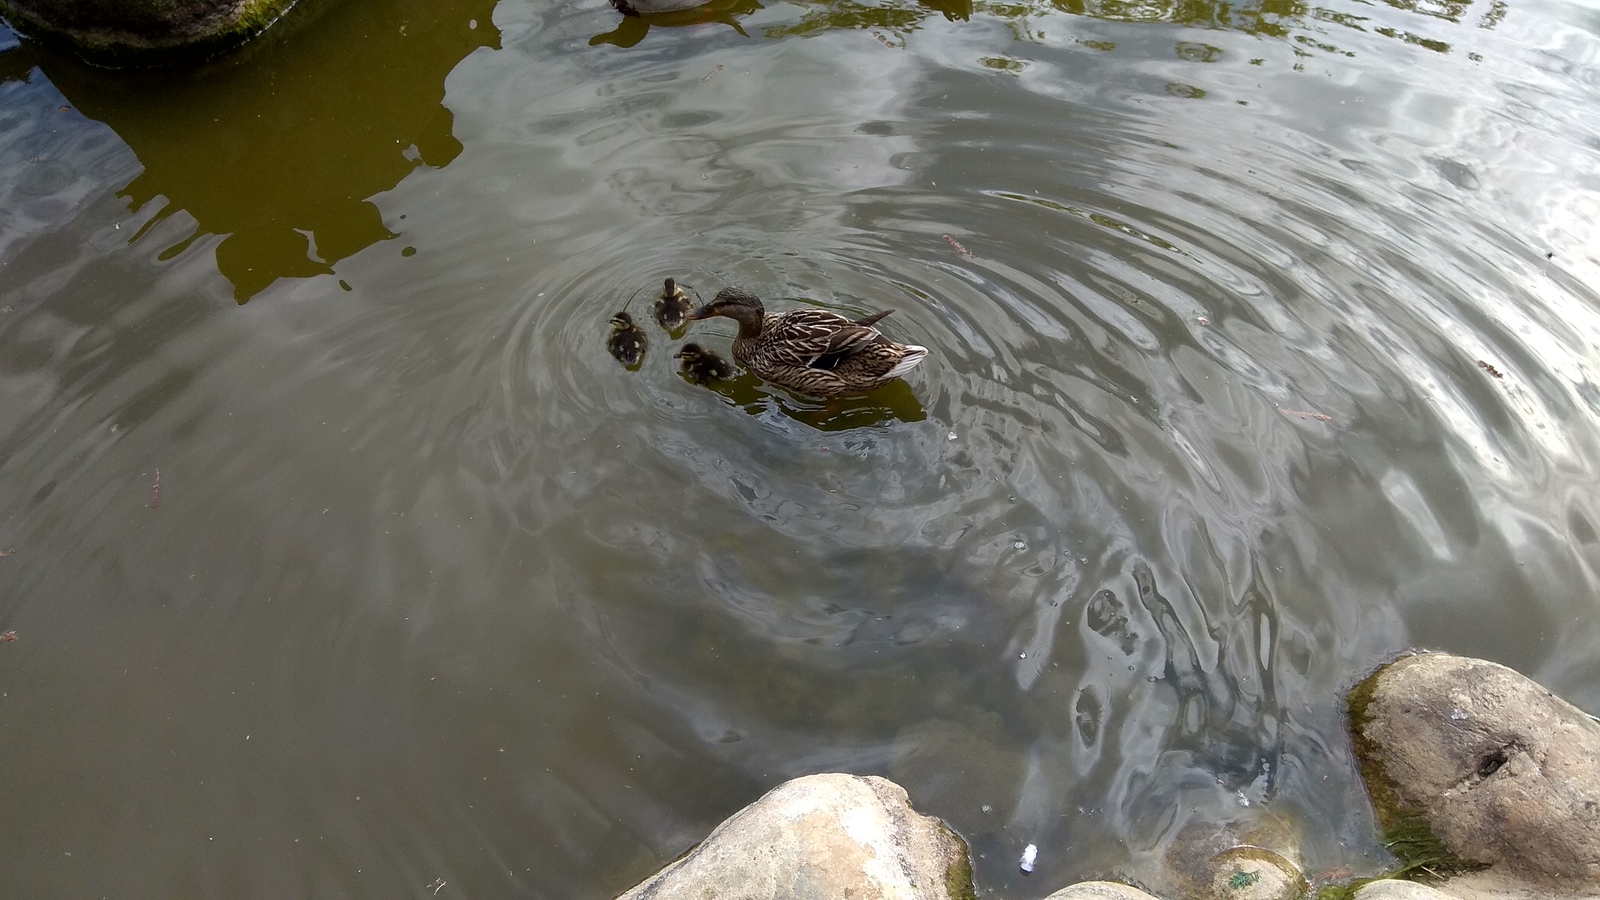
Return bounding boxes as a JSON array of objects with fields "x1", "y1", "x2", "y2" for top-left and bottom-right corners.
[
  {"x1": 853, "y1": 309, "x2": 894, "y2": 327},
  {"x1": 761, "y1": 310, "x2": 884, "y2": 369}
]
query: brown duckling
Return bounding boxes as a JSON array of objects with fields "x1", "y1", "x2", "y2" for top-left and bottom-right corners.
[
  {"x1": 674, "y1": 343, "x2": 736, "y2": 384},
  {"x1": 653, "y1": 278, "x2": 694, "y2": 331},
  {"x1": 606, "y1": 312, "x2": 648, "y2": 368},
  {"x1": 685, "y1": 287, "x2": 926, "y2": 398}
]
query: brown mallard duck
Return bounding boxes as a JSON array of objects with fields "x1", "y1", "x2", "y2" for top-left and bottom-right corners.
[
  {"x1": 685, "y1": 287, "x2": 927, "y2": 398},
  {"x1": 674, "y1": 343, "x2": 736, "y2": 384},
  {"x1": 654, "y1": 278, "x2": 693, "y2": 330},
  {"x1": 606, "y1": 312, "x2": 648, "y2": 368}
]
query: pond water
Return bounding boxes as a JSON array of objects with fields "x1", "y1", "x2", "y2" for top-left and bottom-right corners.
[{"x1": 2, "y1": 0, "x2": 1599, "y2": 895}]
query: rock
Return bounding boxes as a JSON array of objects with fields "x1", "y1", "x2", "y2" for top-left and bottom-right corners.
[
  {"x1": 1352, "y1": 881, "x2": 1459, "y2": 900},
  {"x1": 1163, "y1": 814, "x2": 1308, "y2": 900},
  {"x1": 1043, "y1": 883, "x2": 1163, "y2": 900},
  {"x1": 1204, "y1": 846, "x2": 1306, "y2": 900},
  {"x1": 0, "y1": 0, "x2": 295, "y2": 65},
  {"x1": 616, "y1": 773, "x2": 973, "y2": 900},
  {"x1": 1350, "y1": 652, "x2": 1600, "y2": 891}
]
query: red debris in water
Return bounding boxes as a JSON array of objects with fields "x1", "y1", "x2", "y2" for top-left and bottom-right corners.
[
  {"x1": 1, "y1": 631, "x2": 16, "y2": 642},
  {"x1": 942, "y1": 234, "x2": 970, "y2": 255},
  {"x1": 1478, "y1": 360, "x2": 1503, "y2": 379}
]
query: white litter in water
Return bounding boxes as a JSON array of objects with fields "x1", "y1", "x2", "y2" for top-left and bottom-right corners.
[{"x1": 1020, "y1": 843, "x2": 1038, "y2": 873}]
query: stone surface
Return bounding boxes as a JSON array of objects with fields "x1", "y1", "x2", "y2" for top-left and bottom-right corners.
[
  {"x1": 1205, "y1": 846, "x2": 1306, "y2": 900},
  {"x1": 1042, "y1": 882, "x2": 1162, "y2": 900},
  {"x1": 1164, "y1": 814, "x2": 1307, "y2": 900},
  {"x1": 616, "y1": 773, "x2": 972, "y2": 900},
  {"x1": 1351, "y1": 652, "x2": 1600, "y2": 890},
  {"x1": 1353, "y1": 881, "x2": 1459, "y2": 900},
  {"x1": 0, "y1": 0, "x2": 295, "y2": 65}
]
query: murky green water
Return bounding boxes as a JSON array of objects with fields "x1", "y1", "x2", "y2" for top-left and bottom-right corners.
[{"x1": 3, "y1": 0, "x2": 1600, "y2": 894}]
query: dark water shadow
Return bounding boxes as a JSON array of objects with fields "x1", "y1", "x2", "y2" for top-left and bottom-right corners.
[
  {"x1": 19, "y1": 0, "x2": 500, "y2": 303},
  {"x1": 687, "y1": 371, "x2": 928, "y2": 430},
  {"x1": 592, "y1": 0, "x2": 1500, "y2": 57},
  {"x1": 590, "y1": 0, "x2": 766, "y2": 48}
]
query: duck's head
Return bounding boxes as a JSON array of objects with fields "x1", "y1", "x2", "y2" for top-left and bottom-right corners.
[
  {"x1": 661, "y1": 278, "x2": 684, "y2": 299},
  {"x1": 686, "y1": 286, "x2": 763, "y2": 322},
  {"x1": 674, "y1": 342, "x2": 709, "y2": 362},
  {"x1": 609, "y1": 311, "x2": 637, "y2": 330}
]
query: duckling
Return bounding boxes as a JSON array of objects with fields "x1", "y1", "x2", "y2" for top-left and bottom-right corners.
[
  {"x1": 606, "y1": 312, "x2": 648, "y2": 368},
  {"x1": 653, "y1": 278, "x2": 694, "y2": 331},
  {"x1": 674, "y1": 343, "x2": 736, "y2": 384},
  {"x1": 685, "y1": 287, "x2": 926, "y2": 398}
]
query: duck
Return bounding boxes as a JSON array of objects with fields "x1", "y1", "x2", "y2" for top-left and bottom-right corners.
[
  {"x1": 685, "y1": 286, "x2": 927, "y2": 398},
  {"x1": 654, "y1": 278, "x2": 694, "y2": 331},
  {"x1": 606, "y1": 312, "x2": 648, "y2": 368},
  {"x1": 674, "y1": 343, "x2": 736, "y2": 384}
]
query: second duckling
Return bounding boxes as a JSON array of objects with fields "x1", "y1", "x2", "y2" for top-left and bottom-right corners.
[
  {"x1": 674, "y1": 343, "x2": 736, "y2": 384},
  {"x1": 654, "y1": 278, "x2": 694, "y2": 331},
  {"x1": 607, "y1": 312, "x2": 648, "y2": 368}
]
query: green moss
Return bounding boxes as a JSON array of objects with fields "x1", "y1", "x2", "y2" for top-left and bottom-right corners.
[
  {"x1": 1342, "y1": 656, "x2": 1487, "y2": 888},
  {"x1": 1311, "y1": 878, "x2": 1376, "y2": 900},
  {"x1": 940, "y1": 826, "x2": 976, "y2": 900}
]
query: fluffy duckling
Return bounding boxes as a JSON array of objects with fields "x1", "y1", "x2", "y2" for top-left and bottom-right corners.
[
  {"x1": 653, "y1": 278, "x2": 694, "y2": 331},
  {"x1": 685, "y1": 287, "x2": 926, "y2": 398},
  {"x1": 674, "y1": 343, "x2": 736, "y2": 384},
  {"x1": 606, "y1": 312, "x2": 648, "y2": 368}
]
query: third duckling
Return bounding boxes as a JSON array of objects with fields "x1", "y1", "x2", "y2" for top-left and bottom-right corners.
[
  {"x1": 607, "y1": 312, "x2": 648, "y2": 368},
  {"x1": 674, "y1": 342, "x2": 736, "y2": 384}
]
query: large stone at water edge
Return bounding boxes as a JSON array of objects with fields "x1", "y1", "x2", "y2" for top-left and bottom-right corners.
[
  {"x1": 0, "y1": 0, "x2": 296, "y2": 65},
  {"x1": 1350, "y1": 652, "x2": 1600, "y2": 893},
  {"x1": 1352, "y1": 881, "x2": 1459, "y2": 900},
  {"x1": 616, "y1": 773, "x2": 974, "y2": 900}
]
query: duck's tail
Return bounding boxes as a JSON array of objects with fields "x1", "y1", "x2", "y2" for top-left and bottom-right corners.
[{"x1": 886, "y1": 345, "x2": 929, "y2": 378}]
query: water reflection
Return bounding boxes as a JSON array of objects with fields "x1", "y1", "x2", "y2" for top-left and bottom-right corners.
[
  {"x1": 590, "y1": 0, "x2": 764, "y2": 48},
  {"x1": 4, "y1": 0, "x2": 1600, "y2": 895},
  {"x1": 25, "y1": 0, "x2": 499, "y2": 303},
  {"x1": 756, "y1": 0, "x2": 1501, "y2": 54},
  {"x1": 0, "y1": 42, "x2": 32, "y2": 84},
  {"x1": 693, "y1": 373, "x2": 929, "y2": 430}
]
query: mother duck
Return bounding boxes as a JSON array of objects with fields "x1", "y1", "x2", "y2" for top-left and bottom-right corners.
[{"x1": 686, "y1": 287, "x2": 928, "y2": 398}]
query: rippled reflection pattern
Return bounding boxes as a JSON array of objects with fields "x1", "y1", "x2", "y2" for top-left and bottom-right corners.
[{"x1": 2, "y1": 0, "x2": 1600, "y2": 895}]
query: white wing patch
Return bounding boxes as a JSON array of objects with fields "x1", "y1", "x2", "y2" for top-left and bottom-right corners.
[{"x1": 884, "y1": 345, "x2": 928, "y2": 378}]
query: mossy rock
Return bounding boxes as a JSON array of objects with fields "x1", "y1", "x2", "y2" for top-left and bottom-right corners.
[
  {"x1": 0, "y1": 0, "x2": 298, "y2": 66},
  {"x1": 1346, "y1": 655, "x2": 1482, "y2": 881}
]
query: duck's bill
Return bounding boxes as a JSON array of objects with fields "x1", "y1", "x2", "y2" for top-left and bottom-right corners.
[{"x1": 685, "y1": 305, "x2": 715, "y2": 320}]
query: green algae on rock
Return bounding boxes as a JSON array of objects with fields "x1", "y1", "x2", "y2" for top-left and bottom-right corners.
[
  {"x1": 0, "y1": 0, "x2": 297, "y2": 65},
  {"x1": 1349, "y1": 652, "x2": 1600, "y2": 894}
]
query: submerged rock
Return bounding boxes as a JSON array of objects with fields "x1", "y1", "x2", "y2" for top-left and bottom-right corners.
[
  {"x1": 1203, "y1": 846, "x2": 1306, "y2": 900},
  {"x1": 616, "y1": 773, "x2": 974, "y2": 900},
  {"x1": 1350, "y1": 652, "x2": 1600, "y2": 895},
  {"x1": 1162, "y1": 814, "x2": 1308, "y2": 900},
  {"x1": 0, "y1": 0, "x2": 296, "y2": 65}
]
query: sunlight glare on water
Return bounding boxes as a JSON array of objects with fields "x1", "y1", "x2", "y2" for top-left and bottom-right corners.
[{"x1": 1, "y1": 0, "x2": 1599, "y2": 895}]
